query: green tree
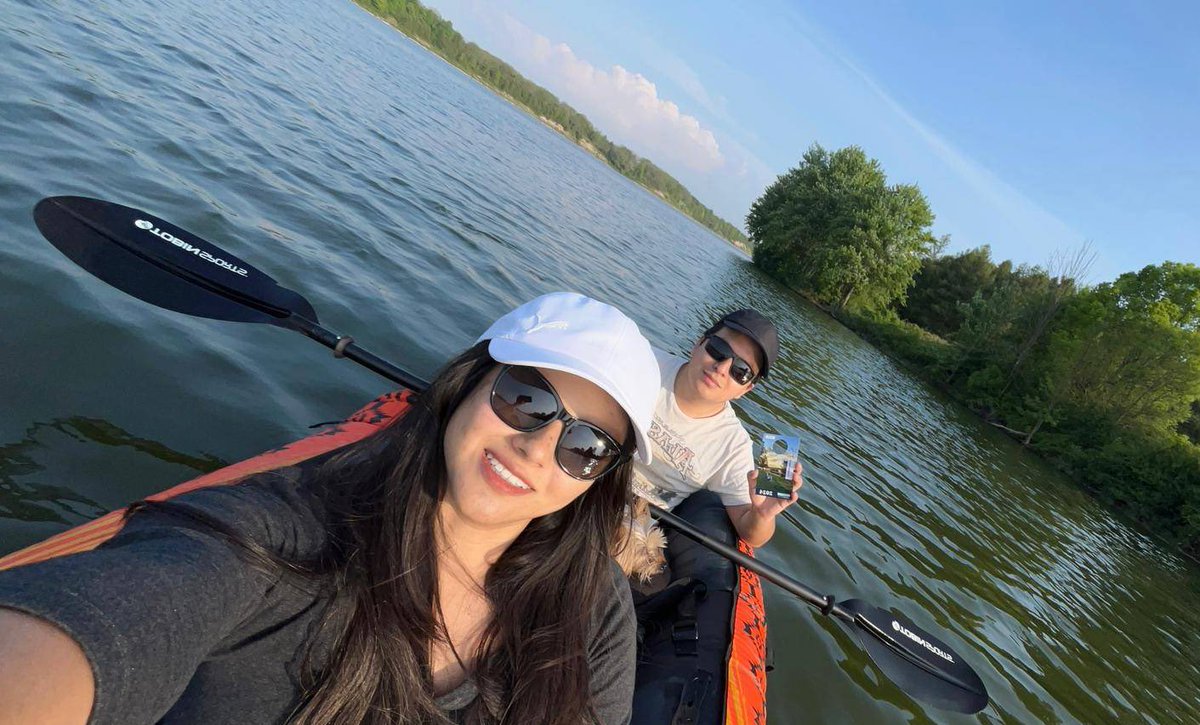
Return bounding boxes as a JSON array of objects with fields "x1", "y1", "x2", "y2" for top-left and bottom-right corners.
[
  {"x1": 1059, "y1": 265, "x2": 1200, "y2": 432},
  {"x1": 994, "y1": 255, "x2": 1084, "y2": 400},
  {"x1": 746, "y1": 144, "x2": 937, "y2": 311},
  {"x1": 948, "y1": 248, "x2": 1087, "y2": 408},
  {"x1": 1100, "y1": 261, "x2": 1200, "y2": 331},
  {"x1": 1013, "y1": 271, "x2": 1200, "y2": 446},
  {"x1": 900, "y1": 245, "x2": 1000, "y2": 337}
]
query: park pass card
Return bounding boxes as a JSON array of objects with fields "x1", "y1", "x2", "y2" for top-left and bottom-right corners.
[{"x1": 755, "y1": 433, "x2": 800, "y2": 499}]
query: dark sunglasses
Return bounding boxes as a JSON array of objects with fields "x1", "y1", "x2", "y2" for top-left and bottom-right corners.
[
  {"x1": 489, "y1": 365, "x2": 630, "y2": 481},
  {"x1": 703, "y1": 335, "x2": 758, "y2": 385}
]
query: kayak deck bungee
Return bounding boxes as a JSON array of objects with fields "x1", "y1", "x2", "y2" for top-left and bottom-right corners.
[{"x1": 0, "y1": 390, "x2": 412, "y2": 571}]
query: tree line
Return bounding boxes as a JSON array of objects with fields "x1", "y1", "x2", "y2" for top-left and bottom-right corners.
[
  {"x1": 353, "y1": 0, "x2": 748, "y2": 249},
  {"x1": 749, "y1": 144, "x2": 1200, "y2": 556}
]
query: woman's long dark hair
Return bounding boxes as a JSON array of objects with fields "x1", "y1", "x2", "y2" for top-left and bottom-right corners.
[{"x1": 139, "y1": 341, "x2": 632, "y2": 724}]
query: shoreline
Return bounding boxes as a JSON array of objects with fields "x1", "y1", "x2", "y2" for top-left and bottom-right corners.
[
  {"x1": 815, "y1": 298, "x2": 1200, "y2": 565},
  {"x1": 357, "y1": 4, "x2": 751, "y2": 255}
]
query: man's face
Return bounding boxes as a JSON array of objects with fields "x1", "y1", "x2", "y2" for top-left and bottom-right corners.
[{"x1": 679, "y1": 327, "x2": 760, "y2": 405}]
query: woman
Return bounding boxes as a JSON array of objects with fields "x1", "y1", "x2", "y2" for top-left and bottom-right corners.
[{"x1": 0, "y1": 291, "x2": 660, "y2": 725}]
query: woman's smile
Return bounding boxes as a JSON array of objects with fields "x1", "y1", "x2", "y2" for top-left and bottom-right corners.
[{"x1": 482, "y1": 450, "x2": 534, "y2": 494}]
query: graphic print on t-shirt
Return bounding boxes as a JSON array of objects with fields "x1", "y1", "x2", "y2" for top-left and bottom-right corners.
[{"x1": 632, "y1": 418, "x2": 696, "y2": 507}]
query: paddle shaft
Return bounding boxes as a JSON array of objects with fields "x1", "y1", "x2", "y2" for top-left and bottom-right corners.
[
  {"x1": 292, "y1": 311, "x2": 850, "y2": 623},
  {"x1": 295, "y1": 311, "x2": 838, "y2": 624},
  {"x1": 293, "y1": 303, "x2": 852, "y2": 622},
  {"x1": 286, "y1": 315, "x2": 427, "y2": 392},
  {"x1": 651, "y1": 505, "x2": 854, "y2": 623}
]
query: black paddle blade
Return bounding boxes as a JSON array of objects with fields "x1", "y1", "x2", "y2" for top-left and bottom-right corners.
[
  {"x1": 33, "y1": 196, "x2": 318, "y2": 326},
  {"x1": 839, "y1": 599, "x2": 989, "y2": 714}
]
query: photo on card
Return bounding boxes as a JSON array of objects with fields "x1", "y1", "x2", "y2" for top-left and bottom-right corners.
[{"x1": 755, "y1": 433, "x2": 800, "y2": 499}]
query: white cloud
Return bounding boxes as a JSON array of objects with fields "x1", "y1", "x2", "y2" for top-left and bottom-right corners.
[{"x1": 499, "y1": 14, "x2": 725, "y2": 173}]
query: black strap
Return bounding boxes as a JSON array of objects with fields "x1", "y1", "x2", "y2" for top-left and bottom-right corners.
[
  {"x1": 634, "y1": 577, "x2": 700, "y2": 626},
  {"x1": 670, "y1": 670, "x2": 714, "y2": 725},
  {"x1": 671, "y1": 580, "x2": 707, "y2": 657}
]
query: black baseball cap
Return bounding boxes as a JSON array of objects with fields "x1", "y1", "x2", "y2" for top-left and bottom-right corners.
[{"x1": 705, "y1": 309, "x2": 779, "y2": 380}]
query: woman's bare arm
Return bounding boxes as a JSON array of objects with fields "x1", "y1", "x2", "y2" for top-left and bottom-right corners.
[{"x1": 0, "y1": 607, "x2": 94, "y2": 725}]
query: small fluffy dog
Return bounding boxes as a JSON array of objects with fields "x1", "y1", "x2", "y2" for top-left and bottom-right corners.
[{"x1": 613, "y1": 496, "x2": 668, "y2": 582}]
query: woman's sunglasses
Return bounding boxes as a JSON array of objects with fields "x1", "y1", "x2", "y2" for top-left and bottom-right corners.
[
  {"x1": 489, "y1": 365, "x2": 630, "y2": 481},
  {"x1": 703, "y1": 335, "x2": 758, "y2": 385}
]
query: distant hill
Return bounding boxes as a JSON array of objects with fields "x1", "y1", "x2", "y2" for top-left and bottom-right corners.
[{"x1": 354, "y1": 0, "x2": 750, "y2": 251}]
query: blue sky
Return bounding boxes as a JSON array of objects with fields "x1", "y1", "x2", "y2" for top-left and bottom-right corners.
[{"x1": 422, "y1": 0, "x2": 1198, "y2": 283}]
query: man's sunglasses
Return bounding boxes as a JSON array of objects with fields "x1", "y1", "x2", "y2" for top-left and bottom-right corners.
[
  {"x1": 489, "y1": 365, "x2": 630, "y2": 481},
  {"x1": 703, "y1": 335, "x2": 758, "y2": 385}
]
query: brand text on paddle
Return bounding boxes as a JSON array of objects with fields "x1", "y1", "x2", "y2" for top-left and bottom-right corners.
[
  {"x1": 892, "y1": 620, "x2": 954, "y2": 663},
  {"x1": 134, "y1": 219, "x2": 249, "y2": 277}
]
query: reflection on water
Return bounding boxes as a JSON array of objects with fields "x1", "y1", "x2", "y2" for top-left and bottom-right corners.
[
  {"x1": 0, "y1": 416, "x2": 226, "y2": 551},
  {"x1": 0, "y1": 410, "x2": 228, "y2": 552},
  {"x1": 1, "y1": 0, "x2": 1198, "y2": 722}
]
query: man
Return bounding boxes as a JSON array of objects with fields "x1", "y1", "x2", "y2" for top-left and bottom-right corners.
[{"x1": 632, "y1": 309, "x2": 802, "y2": 548}]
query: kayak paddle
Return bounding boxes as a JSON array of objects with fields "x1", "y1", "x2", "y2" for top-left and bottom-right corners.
[
  {"x1": 654, "y1": 507, "x2": 988, "y2": 713},
  {"x1": 31, "y1": 195, "x2": 989, "y2": 714},
  {"x1": 33, "y1": 196, "x2": 425, "y2": 392}
]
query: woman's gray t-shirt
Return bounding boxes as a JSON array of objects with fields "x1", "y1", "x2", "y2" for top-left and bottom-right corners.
[{"x1": 0, "y1": 469, "x2": 636, "y2": 724}]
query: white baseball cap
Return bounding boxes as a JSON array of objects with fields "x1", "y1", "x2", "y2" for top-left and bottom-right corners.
[{"x1": 477, "y1": 292, "x2": 659, "y2": 465}]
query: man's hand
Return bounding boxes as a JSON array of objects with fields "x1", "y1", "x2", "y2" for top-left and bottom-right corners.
[
  {"x1": 727, "y1": 463, "x2": 804, "y2": 547},
  {"x1": 748, "y1": 462, "x2": 804, "y2": 514}
]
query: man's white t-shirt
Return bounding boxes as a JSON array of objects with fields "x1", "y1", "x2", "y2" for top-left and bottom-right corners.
[{"x1": 631, "y1": 350, "x2": 755, "y2": 511}]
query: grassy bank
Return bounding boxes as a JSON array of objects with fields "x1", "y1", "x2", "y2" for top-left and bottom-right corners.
[{"x1": 833, "y1": 306, "x2": 1200, "y2": 560}]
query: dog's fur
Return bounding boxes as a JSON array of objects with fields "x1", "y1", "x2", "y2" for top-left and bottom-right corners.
[{"x1": 613, "y1": 497, "x2": 668, "y2": 582}]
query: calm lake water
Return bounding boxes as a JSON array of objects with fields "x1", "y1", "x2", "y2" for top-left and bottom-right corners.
[{"x1": 2, "y1": 0, "x2": 1197, "y2": 722}]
